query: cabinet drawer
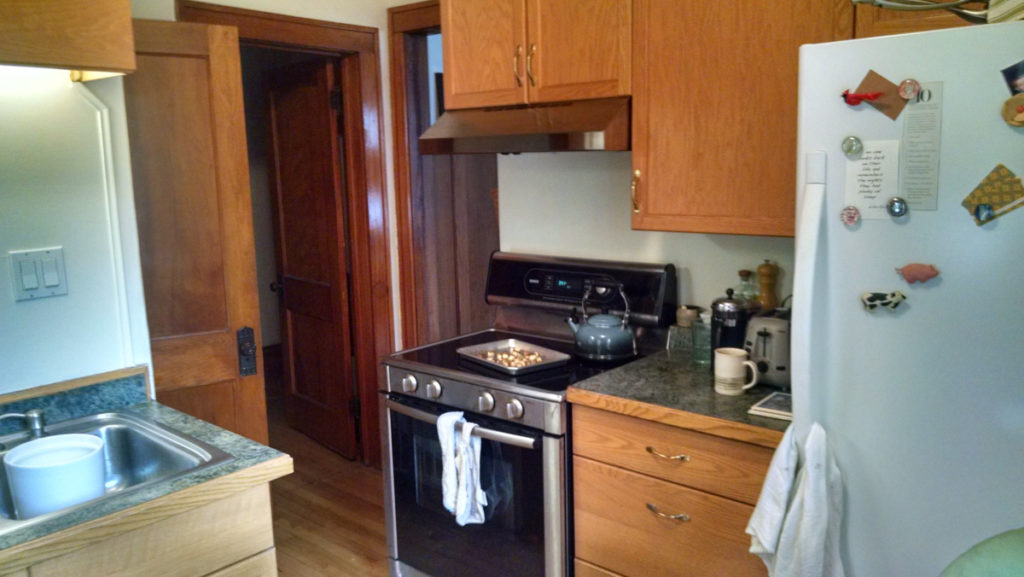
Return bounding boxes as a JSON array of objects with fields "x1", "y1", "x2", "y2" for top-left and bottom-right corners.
[
  {"x1": 574, "y1": 456, "x2": 764, "y2": 577},
  {"x1": 573, "y1": 405, "x2": 773, "y2": 505}
]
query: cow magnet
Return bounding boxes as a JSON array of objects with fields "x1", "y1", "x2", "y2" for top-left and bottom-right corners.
[
  {"x1": 861, "y1": 291, "x2": 906, "y2": 311},
  {"x1": 895, "y1": 263, "x2": 939, "y2": 284}
]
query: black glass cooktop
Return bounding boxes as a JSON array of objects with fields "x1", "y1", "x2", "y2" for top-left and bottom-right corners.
[{"x1": 390, "y1": 329, "x2": 638, "y2": 392}]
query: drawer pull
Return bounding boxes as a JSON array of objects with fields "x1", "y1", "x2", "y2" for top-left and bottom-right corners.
[
  {"x1": 646, "y1": 446, "x2": 690, "y2": 462},
  {"x1": 646, "y1": 503, "x2": 690, "y2": 522}
]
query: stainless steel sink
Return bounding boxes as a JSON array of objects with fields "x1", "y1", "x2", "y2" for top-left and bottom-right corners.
[{"x1": 0, "y1": 412, "x2": 233, "y2": 531}]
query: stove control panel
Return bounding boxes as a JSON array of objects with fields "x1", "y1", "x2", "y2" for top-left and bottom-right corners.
[
  {"x1": 485, "y1": 252, "x2": 677, "y2": 326},
  {"x1": 385, "y1": 366, "x2": 565, "y2": 435},
  {"x1": 523, "y1": 269, "x2": 618, "y2": 304}
]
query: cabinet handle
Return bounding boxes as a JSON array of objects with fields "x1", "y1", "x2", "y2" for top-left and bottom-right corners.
[
  {"x1": 526, "y1": 43, "x2": 537, "y2": 87},
  {"x1": 646, "y1": 445, "x2": 690, "y2": 462},
  {"x1": 513, "y1": 44, "x2": 524, "y2": 87},
  {"x1": 646, "y1": 503, "x2": 690, "y2": 522},
  {"x1": 630, "y1": 169, "x2": 641, "y2": 214}
]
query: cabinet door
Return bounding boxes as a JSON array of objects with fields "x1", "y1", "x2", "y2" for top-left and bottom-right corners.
[
  {"x1": 854, "y1": 4, "x2": 973, "y2": 37},
  {"x1": 631, "y1": 0, "x2": 852, "y2": 236},
  {"x1": 526, "y1": 0, "x2": 630, "y2": 103},
  {"x1": 441, "y1": 0, "x2": 527, "y2": 109},
  {"x1": 574, "y1": 456, "x2": 764, "y2": 577}
]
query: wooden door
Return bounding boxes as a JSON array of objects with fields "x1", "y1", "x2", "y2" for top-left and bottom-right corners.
[
  {"x1": 525, "y1": 0, "x2": 630, "y2": 103},
  {"x1": 630, "y1": 0, "x2": 851, "y2": 237},
  {"x1": 124, "y1": 20, "x2": 268, "y2": 443},
  {"x1": 265, "y1": 60, "x2": 358, "y2": 459},
  {"x1": 441, "y1": 0, "x2": 527, "y2": 109}
]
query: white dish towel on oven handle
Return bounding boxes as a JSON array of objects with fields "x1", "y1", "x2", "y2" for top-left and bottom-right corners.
[
  {"x1": 437, "y1": 411, "x2": 464, "y2": 514},
  {"x1": 454, "y1": 421, "x2": 488, "y2": 526}
]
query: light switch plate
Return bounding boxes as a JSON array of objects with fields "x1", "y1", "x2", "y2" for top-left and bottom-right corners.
[{"x1": 10, "y1": 248, "x2": 67, "y2": 302}]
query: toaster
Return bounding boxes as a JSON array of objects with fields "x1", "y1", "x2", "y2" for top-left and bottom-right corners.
[{"x1": 743, "y1": 312, "x2": 790, "y2": 388}]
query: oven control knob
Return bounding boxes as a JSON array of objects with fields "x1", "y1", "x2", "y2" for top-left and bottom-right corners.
[
  {"x1": 505, "y1": 399, "x2": 525, "y2": 420},
  {"x1": 425, "y1": 380, "x2": 443, "y2": 399},
  {"x1": 401, "y1": 374, "x2": 418, "y2": 393},
  {"x1": 477, "y1": 392, "x2": 495, "y2": 413}
]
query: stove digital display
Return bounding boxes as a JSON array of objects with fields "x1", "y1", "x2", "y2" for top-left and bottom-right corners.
[{"x1": 522, "y1": 268, "x2": 617, "y2": 303}]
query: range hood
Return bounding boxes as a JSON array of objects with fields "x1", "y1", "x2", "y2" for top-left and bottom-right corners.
[{"x1": 419, "y1": 96, "x2": 630, "y2": 154}]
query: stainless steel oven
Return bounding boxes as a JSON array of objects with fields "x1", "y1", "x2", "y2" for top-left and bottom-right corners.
[
  {"x1": 380, "y1": 253, "x2": 676, "y2": 577},
  {"x1": 381, "y1": 382, "x2": 567, "y2": 577}
]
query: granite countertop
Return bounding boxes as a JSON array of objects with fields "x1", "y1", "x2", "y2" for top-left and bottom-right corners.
[
  {"x1": 0, "y1": 400, "x2": 287, "y2": 551},
  {"x1": 569, "y1": 349, "x2": 790, "y2": 436}
]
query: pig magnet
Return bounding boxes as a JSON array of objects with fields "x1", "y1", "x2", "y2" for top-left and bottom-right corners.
[{"x1": 896, "y1": 263, "x2": 940, "y2": 284}]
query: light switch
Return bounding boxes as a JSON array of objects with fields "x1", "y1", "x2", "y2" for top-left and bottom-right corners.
[
  {"x1": 18, "y1": 260, "x2": 39, "y2": 290},
  {"x1": 9, "y1": 247, "x2": 67, "y2": 302},
  {"x1": 41, "y1": 258, "x2": 60, "y2": 287}
]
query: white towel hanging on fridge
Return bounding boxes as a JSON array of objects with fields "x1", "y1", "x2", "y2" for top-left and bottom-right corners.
[{"x1": 747, "y1": 422, "x2": 845, "y2": 577}]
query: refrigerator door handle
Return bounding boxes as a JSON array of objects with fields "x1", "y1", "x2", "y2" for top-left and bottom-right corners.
[{"x1": 792, "y1": 152, "x2": 828, "y2": 436}]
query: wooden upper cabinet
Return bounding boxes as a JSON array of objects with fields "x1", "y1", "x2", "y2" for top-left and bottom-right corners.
[
  {"x1": 0, "y1": 0, "x2": 135, "y2": 73},
  {"x1": 630, "y1": 0, "x2": 852, "y2": 237},
  {"x1": 854, "y1": 4, "x2": 977, "y2": 37},
  {"x1": 441, "y1": 0, "x2": 630, "y2": 109},
  {"x1": 442, "y1": 0, "x2": 528, "y2": 109},
  {"x1": 526, "y1": 0, "x2": 631, "y2": 103}
]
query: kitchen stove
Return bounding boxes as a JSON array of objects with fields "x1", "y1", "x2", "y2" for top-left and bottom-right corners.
[{"x1": 381, "y1": 253, "x2": 676, "y2": 577}]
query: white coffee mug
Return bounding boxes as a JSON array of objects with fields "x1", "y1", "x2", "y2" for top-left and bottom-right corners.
[{"x1": 713, "y1": 347, "x2": 758, "y2": 395}]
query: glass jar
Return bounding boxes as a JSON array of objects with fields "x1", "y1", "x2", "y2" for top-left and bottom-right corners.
[{"x1": 690, "y1": 312, "x2": 712, "y2": 368}]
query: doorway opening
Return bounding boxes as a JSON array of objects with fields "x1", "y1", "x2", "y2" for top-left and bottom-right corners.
[
  {"x1": 390, "y1": 2, "x2": 500, "y2": 349},
  {"x1": 180, "y1": 0, "x2": 394, "y2": 468}
]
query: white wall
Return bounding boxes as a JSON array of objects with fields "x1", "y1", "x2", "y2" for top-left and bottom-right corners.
[
  {"x1": 0, "y1": 70, "x2": 150, "y2": 393},
  {"x1": 498, "y1": 153, "x2": 795, "y2": 310}
]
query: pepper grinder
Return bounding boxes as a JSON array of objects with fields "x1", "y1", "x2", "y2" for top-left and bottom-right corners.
[{"x1": 757, "y1": 260, "x2": 779, "y2": 311}]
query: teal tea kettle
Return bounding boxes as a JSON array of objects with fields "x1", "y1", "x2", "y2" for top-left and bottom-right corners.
[{"x1": 567, "y1": 284, "x2": 637, "y2": 361}]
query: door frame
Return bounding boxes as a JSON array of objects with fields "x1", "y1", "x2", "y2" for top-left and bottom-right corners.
[
  {"x1": 179, "y1": 0, "x2": 394, "y2": 468},
  {"x1": 388, "y1": 0, "x2": 440, "y2": 349}
]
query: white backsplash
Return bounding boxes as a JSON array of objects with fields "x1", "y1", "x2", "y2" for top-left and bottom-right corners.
[{"x1": 498, "y1": 152, "x2": 795, "y2": 311}]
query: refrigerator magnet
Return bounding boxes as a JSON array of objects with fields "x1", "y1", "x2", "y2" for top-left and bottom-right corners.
[
  {"x1": 896, "y1": 264, "x2": 940, "y2": 284},
  {"x1": 840, "y1": 206, "x2": 861, "y2": 226},
  {"x1": 853, "y1": 70, "x2": 908, "y2": 120},
  {"x1": 961, "y1": 164, "x2": 1024, "y2": 225},
  {"x1": 861, "y1": 291, "x2": 906, "y2": 311},
  {"x1": 1002, "y1": 94, "x2": 1024, "y2": 127}
]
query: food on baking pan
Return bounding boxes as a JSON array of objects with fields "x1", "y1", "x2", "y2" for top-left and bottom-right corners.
[{"x1": 479, "y1": 346, "x2": 544, "y2": 368}]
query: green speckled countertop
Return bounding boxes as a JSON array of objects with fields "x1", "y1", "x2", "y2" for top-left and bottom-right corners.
[
  {"x1": 569, "y1": 349, "x2": 790, "y2": 434},
  {"x1": 0, "y1": 401, "x2": 286, "y2": 551}
]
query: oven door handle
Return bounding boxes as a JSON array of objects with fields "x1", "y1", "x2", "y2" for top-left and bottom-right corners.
[{"x1": 385, "y1": 397, "x2": 539, "y2": 450}]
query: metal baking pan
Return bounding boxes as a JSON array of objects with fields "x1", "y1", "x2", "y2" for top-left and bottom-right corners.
[{"x1": 456, "y1": 338, "x2": 570, "y2": 375}]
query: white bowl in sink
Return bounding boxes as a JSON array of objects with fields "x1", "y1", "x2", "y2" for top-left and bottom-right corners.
[{"x1": 4, "y1": 434, "x2": 105, "y2": 519}]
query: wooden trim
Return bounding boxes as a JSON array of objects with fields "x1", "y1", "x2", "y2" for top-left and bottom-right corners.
[
  {"x1": 388, "y1": 1, "x2": 440, "y2": 351},
  {"x1": 178, "y1": 1, "x2": 394, "y2": 468},
  {"x1": 178, "y1": 1, "x2": 376, "y2": 52},
  {"x1": 0, "y1": 366, "x2": 149, "y2": 407},
  {"x1": 390, "y1": 1, "x2": 441, "y2": 34},
  {"x1": 566, "y1": 386, "x2": 783, "y2": 449},
  {"x1": 0, "y1": 455, "x2": 292, "y2": 574}
]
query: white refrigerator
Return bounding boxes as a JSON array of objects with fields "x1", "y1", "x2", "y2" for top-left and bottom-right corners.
[{"x1": 792, "y1": 21, "x2": 1024, "y2": 577}]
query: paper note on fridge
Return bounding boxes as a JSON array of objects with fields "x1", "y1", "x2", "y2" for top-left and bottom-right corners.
[
  {"x1": 900, "y1": 82, "x2": 943, "y2": 211},
  {"x1": 845, "y1": 140, "x2": 900, "y2": 219}
]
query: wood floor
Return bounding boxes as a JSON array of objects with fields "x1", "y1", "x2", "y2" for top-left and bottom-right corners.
[{"x1": 267, "y1": 398, "x2": 389, "y2": 576}]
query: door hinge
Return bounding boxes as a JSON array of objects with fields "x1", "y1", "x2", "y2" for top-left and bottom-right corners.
[{"x1": 330, "y1": 86, "x2": 342, "y2": 111}]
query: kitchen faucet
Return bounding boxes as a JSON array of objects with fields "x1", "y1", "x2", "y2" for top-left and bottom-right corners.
[{"x1": 0, "y1": 409, "x2": 45, "y2": 438}]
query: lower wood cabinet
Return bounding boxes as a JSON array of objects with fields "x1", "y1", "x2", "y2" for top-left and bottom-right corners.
[
  {"x1": 572, "y1": 404, "x2": 773, "y2": 577},
  {"x1": 28, "y1": 485, "x2": 276, "y2": 577}
]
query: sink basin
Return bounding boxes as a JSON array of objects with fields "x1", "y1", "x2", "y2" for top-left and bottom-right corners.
[{"x1": 0, "y1": 412, "x2": 233, "y2": 531}]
